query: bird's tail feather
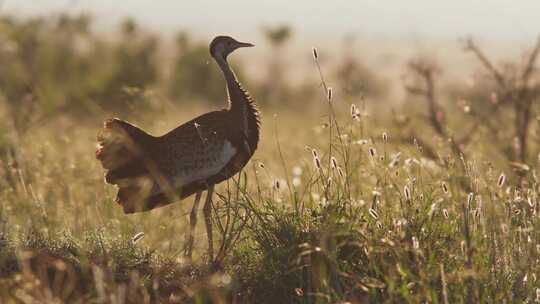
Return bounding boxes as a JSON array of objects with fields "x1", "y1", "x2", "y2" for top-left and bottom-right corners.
[
  {"x1": 96, "y1": 118, "x2": 157, "y2": 213},
  {"x1": 115, "y1": 176, "x2": 155, "y2": 213},
  {"x1": 96, "y1": 118, "x2": 146, "y2": 170}
]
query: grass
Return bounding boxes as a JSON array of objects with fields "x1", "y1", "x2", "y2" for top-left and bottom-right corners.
[
  {"x1": 2, "y1": 88, "x2": 539, "y2": 303},
  {"x1": 0, "y1": 18, "x2": 539, "y2": 303}
]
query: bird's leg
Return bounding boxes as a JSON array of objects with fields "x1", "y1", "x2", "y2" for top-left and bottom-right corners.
[
  {"x1": 203, "y1": 184, "x2": 215, "y2": 262},
  {"x1": 185, "y1": 191, "x2": 203, "y2": 261}
]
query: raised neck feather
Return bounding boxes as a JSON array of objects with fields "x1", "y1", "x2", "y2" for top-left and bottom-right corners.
[{"x1": 215, "y1": 56, "x2": 259, "y2": 136}]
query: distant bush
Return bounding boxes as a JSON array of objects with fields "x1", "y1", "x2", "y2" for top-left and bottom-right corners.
[
  {"x1": 0, "y1": 15, "x2": 159, "y2": 124},
  {"x1": 335, "y1": 55, "x2": 389, "y2": 100},
  {"x1": 92, "y1": 19, "x2": 159, "y2": 113},
  {"x1": 167, "y1": 33, "x2": 239, "y2": 105},
  {"x1": 409, "y1": 38, "x2": 540, "y2": 164}
]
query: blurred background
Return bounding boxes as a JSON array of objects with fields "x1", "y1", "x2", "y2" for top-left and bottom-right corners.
[
  {"x1": 1, "y1": 0, "x2": 538, "y2": 120},
  {"x1": 7, "y1": 0, "x2": 540, "y2": 41},
  {"x1": 3, "y1": 0, "x2": 540, "y2": 108}
]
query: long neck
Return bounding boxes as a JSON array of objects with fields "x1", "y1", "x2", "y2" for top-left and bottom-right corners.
[
  {"x1": 215, "y1": 56, "x2": 258, "y2": 135},
  {"x1": 216, "y1": 56, "x2": 246, "y2": 113},
  {"x1": 215, "y1": 54, "x2": 260, "y2": 153}
]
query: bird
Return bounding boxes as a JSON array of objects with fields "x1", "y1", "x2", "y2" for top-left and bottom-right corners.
[{"x1": 95, "y1": 35, "x2": 260, "y2": 262}]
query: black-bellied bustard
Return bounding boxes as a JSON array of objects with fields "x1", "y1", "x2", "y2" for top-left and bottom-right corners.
[{"x1": 96, "y1": 36, "x2": 260, "y2": 261}]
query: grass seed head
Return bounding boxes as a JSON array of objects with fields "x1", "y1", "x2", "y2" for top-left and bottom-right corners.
[
  {"x1": 351, "y1": 104, "x2": 360, "y2": 120},
  {"x1": 497, "y1": 173, "x2": 506, "y2": 188},
  {"x1": 327, "y1": 87, "x2": 333, "y2": 102},
  {"x1": 331, "y1": 156, "x2": 338, "y2": 169},
  {"x1": 274, "y1": 179, "x2": 281, "y2": 190},
  {"x1": 313, "y1": 157, "x2": 321, "y2": 171},
  {"x1": 428, "y1": 203, "x2": 438, "y2": 216},
  {"x1": 404, "y1": 185, "x2": 411, "y2": 201},
  {"x1": 131, "y1": 232, "x2": 145, "y2": 244},
  {"x1": 369, "y1": 147, "x2": 377, "y2": 158},
  {"x1": 337, "y1": 166, "x2": 344, "y2": 178},
  {"x1": 369, "y1": 208, "x2": 379, "y2": 220},
  {"x1": 441, "y1": 182, "x2": 448, "y2": 194},
  {"x1": 312, "y1": 47, "x2": 318, "y2": 60}
]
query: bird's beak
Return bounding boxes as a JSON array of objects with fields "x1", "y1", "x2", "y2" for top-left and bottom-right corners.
[{"x1": 236, "y1": 41, "x2": 255, "y2": 48}]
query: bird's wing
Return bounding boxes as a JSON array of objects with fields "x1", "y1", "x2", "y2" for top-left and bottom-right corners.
[
  {"x1": 111, "y1": 111, "x2": 237, "y2": 213},
  {"x1": 152, "y1": 113, "x2": 236, "y2": 192}
]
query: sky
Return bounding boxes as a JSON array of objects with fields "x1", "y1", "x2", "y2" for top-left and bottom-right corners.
[{"x1": 3, "y1": 0, "x2": 540, "y2": 44}]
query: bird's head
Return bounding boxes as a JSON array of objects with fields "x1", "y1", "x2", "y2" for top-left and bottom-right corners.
[{"x1": 210, "y1": 36, "x2": 254, "y2": 60}]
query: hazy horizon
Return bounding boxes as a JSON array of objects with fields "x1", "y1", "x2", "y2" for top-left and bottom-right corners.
[{"x1": 3, "y1": 0, "x2": 540, "y2": 45}]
